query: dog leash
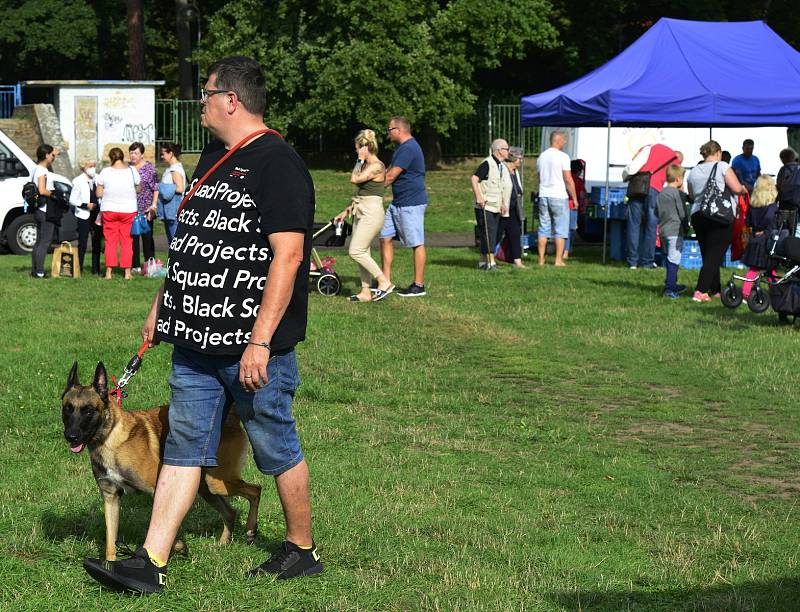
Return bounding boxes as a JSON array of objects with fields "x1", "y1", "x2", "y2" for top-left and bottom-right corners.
[
  {"x1": 110, "y1": 340, "x2": 150, "y2": 407},
  {"x1": 176, "y1": 127, "x2": 283, "y2": 217}
]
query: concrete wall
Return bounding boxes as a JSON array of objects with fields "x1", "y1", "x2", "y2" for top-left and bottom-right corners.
[{"x1": 57, "y1": 86, "x2": 157, "y2": 168}]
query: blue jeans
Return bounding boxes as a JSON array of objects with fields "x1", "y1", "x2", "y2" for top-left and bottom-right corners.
[
  {"x1": 163, "y1": 345, "x2": 304, "y2": 475},
  {"x1": 626, "y1": 188, "x2": 659, "y2": 267},
  {"x1": 565, "y1": 209, "x2": 578, "y2": 252}
]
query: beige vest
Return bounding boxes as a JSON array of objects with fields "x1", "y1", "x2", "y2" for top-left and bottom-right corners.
[{"x1": 477, "y1": 155, "x2": 512, "y2": 213}]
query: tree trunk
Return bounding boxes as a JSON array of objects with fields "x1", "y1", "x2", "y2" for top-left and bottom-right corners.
[
  {"x1": 418, "y1": 124, "x2": 442, "y2": 169},
  {"x1": 175, "y1": 0, "x2": 194, "y2": 99},
  {"x1": 126, "y1": 0, "x2": 146, "y2": 80}
]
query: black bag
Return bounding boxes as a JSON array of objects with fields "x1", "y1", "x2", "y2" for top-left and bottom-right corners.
[
  {"x1": 770, "y1": 282, "x2": 800, "y2": 315},
  {"x1": 625, "y1": 154, "x2": 677, "y2": 199},
  {"x1": 21, "y1": 180, "x2": 38, "y2": 210},
  {"x1": 698, "y1": 163, "x2": 735, "y2": 225},
  {"x1": 778, "y1": 162, "x2": 800, "y2": 208}
]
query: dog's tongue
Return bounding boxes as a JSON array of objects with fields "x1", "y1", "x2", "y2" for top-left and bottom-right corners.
[{"x1": 70, "y1": 443, "x2": 85, "y2": 453}]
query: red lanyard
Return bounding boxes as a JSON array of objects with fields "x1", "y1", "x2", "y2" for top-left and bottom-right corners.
[{"x1": 176, "y1": 127, "x2": 282, "y2": 216}]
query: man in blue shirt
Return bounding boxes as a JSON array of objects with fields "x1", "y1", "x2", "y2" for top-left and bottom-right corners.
[
  {"x1": 731, "y1": 139, "x2": 761, "y2": 192},
  {"x1": 380, "y1": 116, "x2": 428, "y2": 297}
]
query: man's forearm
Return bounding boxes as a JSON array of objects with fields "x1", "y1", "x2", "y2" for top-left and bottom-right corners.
[{"x1": 249, "y1": 256, "x2": 302, "y2": 344}]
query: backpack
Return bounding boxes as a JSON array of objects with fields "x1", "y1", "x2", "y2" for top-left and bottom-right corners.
[
  {"x1": 21, "y1": 180, "x2": 38, "y2": 212},
  {"x1": 779, "y1": 162, "x2": 800, "y2": 208}
]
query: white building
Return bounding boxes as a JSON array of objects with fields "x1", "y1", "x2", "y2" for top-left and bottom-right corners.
[{"x1": 22, "y1": 80, "x2": 165, "y2": 167}]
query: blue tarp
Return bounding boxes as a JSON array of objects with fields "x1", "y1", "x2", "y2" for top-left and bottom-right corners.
[{"x1": 521, "y1": 18, "x2": 800, "y2": 127}]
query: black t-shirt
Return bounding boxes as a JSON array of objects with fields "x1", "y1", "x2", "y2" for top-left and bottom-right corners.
[{"x1": 155, "y1": 133, "x2": 315, "y2": 354}]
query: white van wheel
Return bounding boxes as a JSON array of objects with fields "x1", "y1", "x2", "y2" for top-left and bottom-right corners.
[{"x1": 7, "y1": 214, "x2": 37, "y2": 254}]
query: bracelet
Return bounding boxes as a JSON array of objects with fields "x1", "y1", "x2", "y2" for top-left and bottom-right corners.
[{"x1": 248, "y1": 341, "x2": 271, "y2": 351}]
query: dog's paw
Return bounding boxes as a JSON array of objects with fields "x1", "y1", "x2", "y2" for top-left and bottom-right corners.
[{"x1": 246, "y1": 529, "x2": 257, "y2": 544}]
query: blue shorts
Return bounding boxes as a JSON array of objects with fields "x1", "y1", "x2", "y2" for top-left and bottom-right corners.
[
  {"x1": 538, "y1": 197, "x2": 569, "y2": 239},
  {"x1": 163, "y1": 345, "x2": 304, "y2": 475},
  {"x1": 380, "y1": 203, "x2": 426, "y2": 247}
]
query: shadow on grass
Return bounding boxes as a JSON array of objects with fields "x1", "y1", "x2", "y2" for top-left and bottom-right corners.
[
  {"x1": 40, "y1": 494, "x2": 278, "y2": 556},
  {"x1": 591, "y1": 277, "x2": 663, "y2": 294},
  {"x1": 549, "y1": 577, "x2": 800, "y2": 611},
  {"x1": 692, "y1": 304, "x2": 795, "y2": 330}
]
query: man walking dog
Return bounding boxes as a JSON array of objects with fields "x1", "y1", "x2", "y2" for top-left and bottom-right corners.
[{"x1": 83, "y1": 56, "x2": 321, "y2": 593}]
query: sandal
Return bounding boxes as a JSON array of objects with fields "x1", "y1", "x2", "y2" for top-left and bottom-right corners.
[
  {"x1": 348, "y1": 294, "x2": 372, "y2": 302},
  {"x1": 372, "y1": 285, "x2": 395, "y2": 302}
]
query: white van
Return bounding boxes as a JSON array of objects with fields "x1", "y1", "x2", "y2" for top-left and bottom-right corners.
[{"x1": 0, "y1": 129, "x2": 75, "y2": 254}]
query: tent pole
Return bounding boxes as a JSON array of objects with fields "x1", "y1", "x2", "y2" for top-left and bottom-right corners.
[{"x1": 603, "y1": 121, "x2": 611, "y2": 264}]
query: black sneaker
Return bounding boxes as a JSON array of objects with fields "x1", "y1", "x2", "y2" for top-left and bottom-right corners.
[
  {"x1": 247, "y1": 540, "x2": 324, "y2": 580},
  {"x1": 83, "y1": 546, "x2": 166, "y2": 594},
  {"x1": 397, "y1": 283, "x2": 426, "y2": 297}
]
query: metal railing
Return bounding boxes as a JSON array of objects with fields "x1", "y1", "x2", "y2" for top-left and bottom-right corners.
[
  {"x1": 155, "y1": 99, "x2": 542, "y2": 157},
  {"x1": 0, "y1": 84, "x2": 22, "y2": 119},
  {"x1": 155, "y1": 99, "x2": 212, "y2": 152}
]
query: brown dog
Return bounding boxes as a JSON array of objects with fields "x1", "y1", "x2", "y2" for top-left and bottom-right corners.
[{"x1": 61, "y1": 361, "x2": 261, "y2": 560}]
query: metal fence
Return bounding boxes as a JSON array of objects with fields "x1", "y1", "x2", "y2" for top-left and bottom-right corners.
[
  {"x1": 154, "y1": 99, "x2": 541, "y2": 157},
  {"x1": 0, "y1": 84, "x2": 22, "y2": 119},
  {"x1": 155, "y1": 99, "x2": 212, "y2": 152},
  {"x1": 442, "y1": 103, "x2": 541, "y2": 156}
]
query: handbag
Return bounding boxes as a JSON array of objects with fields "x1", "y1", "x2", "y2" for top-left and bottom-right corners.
[
  {"x1": 698, "y1": 163, "x2": 735, "y2": 225},
  {"x1": 131, "y1": 213, "x2": 151, "y2": 236},
  {"x1": 158, "y1": 181, "x2": 177, "y2": 203},
  {"x1": 51, "y1": 242, "x2": 80, "y2": 278},
  {"x1": 625, "y1": 154, "x2": 678, "y2": 199},
  {"x1": 144, "y1": 257, "x2": 166, "y2": 278}
]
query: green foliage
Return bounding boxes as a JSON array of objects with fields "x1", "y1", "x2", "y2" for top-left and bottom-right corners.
[
  {"x1": 0, "y1": 0, "x2": 98, "y2": 81},
  {"x1": 195, "y1": 0, "x2": 559, "y2": 136}
]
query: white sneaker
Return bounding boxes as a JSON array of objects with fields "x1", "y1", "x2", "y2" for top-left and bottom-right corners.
[{"x1": 629, "y1": 265, "x2": 638, "y2": 270}]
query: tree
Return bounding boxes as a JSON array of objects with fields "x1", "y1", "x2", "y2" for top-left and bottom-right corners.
[
  {"x1": 126, "y1": 0, "x2": 146, "y2": 79},
  {"x1": 195, "y1": 0, "x2": 559, "y2": 162},
  {"x1": 175, "y1": 0, "x2": 194, "y2": 99},
  {"x1": 0, "y1": 0, "x2": 98, "y2": 82}
]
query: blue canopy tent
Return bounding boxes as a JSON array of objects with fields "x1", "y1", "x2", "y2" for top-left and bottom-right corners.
[{"x1": 521, "y1": 18, "x2": 800, "y2": 260}]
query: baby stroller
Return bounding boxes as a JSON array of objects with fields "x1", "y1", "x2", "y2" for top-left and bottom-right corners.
[
  {"x1": 722, "y1": 212, "x2": 800, "y2": 320},
  {"x1": 308, "y1": 220, "x2": 346, "y2": 296}
]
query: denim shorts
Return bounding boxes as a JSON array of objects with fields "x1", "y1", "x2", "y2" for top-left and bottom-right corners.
[
  {"x1": 163, "y1": 345, "x2": 304, "y2": 475},
  {"x1": 380, "y1": 203, "x2": 426, "y2": 247},
  {"x1": 538, "y1": 197, "x2": 569, "y2": 239}
]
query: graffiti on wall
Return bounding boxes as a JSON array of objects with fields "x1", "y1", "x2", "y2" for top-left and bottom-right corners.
[{"x1": 122, "y1": 123, "x2": 155, "y2": 144}]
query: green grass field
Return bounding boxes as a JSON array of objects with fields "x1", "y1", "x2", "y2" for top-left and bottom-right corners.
[{"x1": 2, "y1": 230, "x2": 800, "y2": 609}]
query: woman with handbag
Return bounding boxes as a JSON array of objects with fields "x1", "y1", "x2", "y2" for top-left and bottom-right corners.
[
  {"x1": 686, "y1": 140, "x2": 748, "y2": 302},
  {"x1": 129, "y1": 142, "x2": 159, "y2": 272},
  {"x1": 97, "y1": 147, "x2": 141, "y2": 280},
  {"x1": 157, "y1": 142, "x2": 186, "y2": 244}
]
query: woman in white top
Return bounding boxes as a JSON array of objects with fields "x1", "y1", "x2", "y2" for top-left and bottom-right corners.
[
  {"x1": 69, "y1": 160, "x2": 99, "y2": 273},
  {"x1": 96, "y1": 147, "x2": 141, "y2": 280},
  {"x1": 30, "y1": 144, "x2": 58, "y2": 278},
  {"x1": 157, "y1": 142, "x2": 186, "y2": 244},
  {"x1": 686, "y1": 140, "x2": 748, "y2": 302}
]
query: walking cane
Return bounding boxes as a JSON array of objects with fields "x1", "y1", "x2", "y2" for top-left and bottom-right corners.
[{"x1": 482, "y1": 205, "x2": 496, "y2": 268}]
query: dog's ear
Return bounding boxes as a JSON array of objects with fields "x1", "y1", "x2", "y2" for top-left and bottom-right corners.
[
  {"x1": 63, "y1": 361, "x2": 79, "y2": 398},
  {"x1": 93, "y1": 362, "x2": 108, "y2": 401}
]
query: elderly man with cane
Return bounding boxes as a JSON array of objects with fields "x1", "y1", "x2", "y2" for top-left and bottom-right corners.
[{"x1": 471, "y1": 139, "x2": 512, "y2": 270}]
